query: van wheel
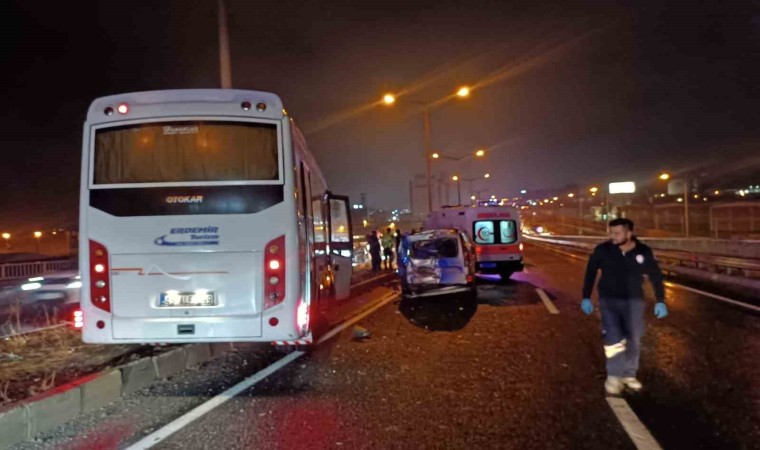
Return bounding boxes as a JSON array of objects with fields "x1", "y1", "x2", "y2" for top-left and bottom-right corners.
[{"x1": 469, "y1": 282, "x2": 478, "y2": 302}]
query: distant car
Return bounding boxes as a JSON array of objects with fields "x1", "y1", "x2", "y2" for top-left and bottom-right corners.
[{"x1": 397, "y1": 229, "x2": 477, "y2": 300}]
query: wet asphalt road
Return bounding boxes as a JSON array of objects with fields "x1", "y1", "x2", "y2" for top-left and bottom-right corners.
[{"x1": 13, "y1": 243, "x2": 759, "y2": 450}]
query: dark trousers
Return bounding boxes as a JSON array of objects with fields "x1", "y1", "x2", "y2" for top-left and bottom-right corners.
[
  {"x1": 383, "y1": 248, "x2": 393, "y2": 269},
  {"x1": 370, "y1": 250, "x2": 381, "y2": 271},
  {"x1": 599, "y1": 297, "x2": 645, "y2": 378}
]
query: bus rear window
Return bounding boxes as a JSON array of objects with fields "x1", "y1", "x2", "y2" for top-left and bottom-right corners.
[{"x1": 93, "y1": 121, "x2": 279, "y2": 184}]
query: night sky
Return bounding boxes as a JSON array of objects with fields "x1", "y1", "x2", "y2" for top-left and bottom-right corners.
[{"x1": 1, "y1": 0, "x2": 758, "y2": 230}]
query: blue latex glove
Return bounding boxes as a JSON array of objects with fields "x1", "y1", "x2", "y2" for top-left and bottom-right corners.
[
  {"x1": 581, "y1": 298, "x2": 594, "y2": 315},
  {"x1": 654, "y1": 302, "x2": 668, "y2": 319}
]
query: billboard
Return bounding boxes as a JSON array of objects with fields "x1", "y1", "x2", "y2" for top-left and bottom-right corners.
[{"x1": 608, "y1": 181, "x2": 636, "y2": 194}]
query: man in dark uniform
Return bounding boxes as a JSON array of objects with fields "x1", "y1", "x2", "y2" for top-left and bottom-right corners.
[{"x1": 581, "y1": 218, "x2": 669, "y2": 395}]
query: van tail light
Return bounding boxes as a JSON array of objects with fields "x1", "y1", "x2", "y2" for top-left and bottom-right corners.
[
  {"x1": 89, "y1": 240, "x2": 111, "y2": 312},
  {"x1": 519, "y1": 242, "x2": 524, "y2": 252},
  {"x1": 264, "y1": 236, "x2": 285, "y2": 309},
  {"x1": 73, "y1": 310, "x2": 84, "y2": 329}
]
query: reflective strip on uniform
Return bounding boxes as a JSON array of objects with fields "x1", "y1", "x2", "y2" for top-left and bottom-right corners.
[{"x1": 604, "y1": 339, "x2": 627, "y2": 358}]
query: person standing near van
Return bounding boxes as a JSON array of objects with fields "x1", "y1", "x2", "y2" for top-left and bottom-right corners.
[
  {"x1": 381, "y1": 228, "x2": 395, "y2": 270},
  {"x1": 581, "y1": 218, "x2": 668, "y2": 395},
  {"x1": 368, "y1": 230, "x2": 381, "y2": 271}
]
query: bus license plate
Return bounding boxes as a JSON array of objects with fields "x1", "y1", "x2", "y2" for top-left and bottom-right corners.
[
  {"x1": 480, "y1": 262, "x2": 497, "y2": 269},
  {"x1": 159, "y1": 292, "x2": 216, "y2": 307}
]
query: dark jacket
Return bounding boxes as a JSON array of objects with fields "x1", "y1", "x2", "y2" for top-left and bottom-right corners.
[{"x1": 582, "y1": 239, "x2": 665, "y2": 302}]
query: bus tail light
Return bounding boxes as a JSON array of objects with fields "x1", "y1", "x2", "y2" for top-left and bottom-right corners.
[
  {"x1": 296, "y1": 300, "x2": 309, "y2": 333},
  {"x1": 519, "y1": 243, "x2": 524, "y2": 252},
  {"x1": 264, "y1": 236, "x2": 285, "y2": 309},
  {"x1": 89, "y1": 240, "x2": 111, "y2": 312}
]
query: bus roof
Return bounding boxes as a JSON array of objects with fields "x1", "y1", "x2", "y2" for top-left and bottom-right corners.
[{"x1": 86, "y1": 89, "x2": 285, "y2": 123}]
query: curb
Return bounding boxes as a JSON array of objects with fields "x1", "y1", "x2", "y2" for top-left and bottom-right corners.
[{"x1": 0, "y1": 343, "x2": 233, "y2": 450}]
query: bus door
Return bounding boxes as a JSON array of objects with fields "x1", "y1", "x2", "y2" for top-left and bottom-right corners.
[{"x1": 325, "y1": 193, "x2": 353, "y2": 300}]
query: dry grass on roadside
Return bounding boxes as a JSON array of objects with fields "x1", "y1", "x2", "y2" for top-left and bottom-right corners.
[{"x1": 0, "y1": 327, "x2": 139, "y2": 406}]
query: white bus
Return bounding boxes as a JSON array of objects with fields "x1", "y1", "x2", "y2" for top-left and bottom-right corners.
[
  {"x1": 423, "y1": 205, "x2": 523, "y2": 279},
  {"x1": 79, "y1": 89, "x2": 353, "y2": 345}
]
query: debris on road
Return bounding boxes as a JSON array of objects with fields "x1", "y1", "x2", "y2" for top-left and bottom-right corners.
[{"x1": 352, "y1": 326, "x2": 371, "y2": 341}]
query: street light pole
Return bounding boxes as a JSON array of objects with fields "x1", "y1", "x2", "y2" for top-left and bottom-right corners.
[
  {"x1": 217, "y1": 0, "x2": 232, "y2": 89},
  {"x1": 683, "y1": 180, "x2": 690, "y2": 238},
  {"x1": 423, "y1": 107, "x2": 433, "y2": 212}
]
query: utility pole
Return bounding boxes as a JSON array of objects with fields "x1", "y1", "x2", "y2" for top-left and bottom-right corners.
[
  {"x1": 423, "y1": 108, "x2": 433, "y2": 213},
  {"x1": 408, "y1": 181, "x2": 414, "y2": 216},
  {"x1": 683, "y1": 179, "x2": 690, "y2": 238},
  {"x1": 218, "y1": 0, "x2": 232, "y2": 88}
]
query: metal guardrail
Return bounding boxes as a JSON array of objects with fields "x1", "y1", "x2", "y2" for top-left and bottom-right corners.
[
  {"x1": 0, "y1": 258, "x2": 78, "y2": 281},
  {"x1": 524, "y1": 235, "x2": 760, "y2": 277}
]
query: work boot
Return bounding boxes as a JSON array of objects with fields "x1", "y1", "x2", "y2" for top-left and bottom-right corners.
[
  {"x1": 605, "y1": 376, "x2": 623, "y2": 395},
  {"x1": 622, "y1": 377, "x2": 643, "y2": 391}
]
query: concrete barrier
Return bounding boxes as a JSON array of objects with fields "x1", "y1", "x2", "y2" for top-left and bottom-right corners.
[
  {"x1": 185, "y1": 343, "x2": 212, "y2": 368},
  {"x1": 210, "y1": 342, "x2": 234, "y2": 358},
  {"x1": 0, "y1": 406, "x2": 29, "y2": 449},
  {"x1": 154, "y1": 348, "x2": 187, "y2": 379},
  {"x1": 27, "y1": 387, "x2": 81, "y2": 437},
  {"x1": 79, "y1": 370, "x2": 122, "y2": 414},
  {"x1": 120, "y1": 358, "x2": 159, "y2": 395}
]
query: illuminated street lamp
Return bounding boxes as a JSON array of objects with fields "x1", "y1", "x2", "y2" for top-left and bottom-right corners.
[
  {"x1": 567, "y1": 193, "x2": 574, "y2": 198},
  {"x1": 589, "y1": 187, "x2": 599, "y2": 193},
  {"x1": 432, "y1": 149, "x2": 487, "y2": 162},
  {"x1": 451, "y1": 175, "x2": 462, "y2": 205},
  {"x1": 1, "y1": 232, "x2": 9, "y2": 240},
  {"x1": 2, "y1": 232, "x2": 9, "y2": 250},
  {"x1": 484, "y1": 173, "x2": 490, "y2": 179},
  {"x1": 33, "y1": 231, "x2": 42, "y2": 253},
  {"x1": 659, "y1": 172, "x2": 689, "y2": 237},
  {"x1": 382, "y1": 87, "x2": 471, "y2": 212}
]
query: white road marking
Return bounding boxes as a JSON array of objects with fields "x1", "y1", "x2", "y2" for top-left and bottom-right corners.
[
  {"x1": 126, "y1": 290, "x2": 399, "y2": 450},
  {"x1": 664, "y1": 281, "x2": 760, "y2": 313},
  {"x1": 536, "y1": 288, "x2": 559, "y2": 314},
  {"x1": 606, "y1": 397, "x2": 663, "y2": 450}
]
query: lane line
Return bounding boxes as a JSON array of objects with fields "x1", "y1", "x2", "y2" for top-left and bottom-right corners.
[
  {"x1": 126, "y1": 350, "x2": 304, "y2": 450},
  {"x1": 317, "y1": 291, "x2": 399, "y2": 344},
  {"x1": 606, "y1": 397, "x2": 663, "y2": 450},
  {"x1": 531, "y1": 241, "x2": 759, "y2": 313},
  {"x1": 664, "y1": 281, "x2": 760, "y2": 313},
  {"x1": 536, "y1": 288, "x2": 559, "y2": 314},
  {"x1": 126, "y1": 290, "x2": 399, "y2": 450}
]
